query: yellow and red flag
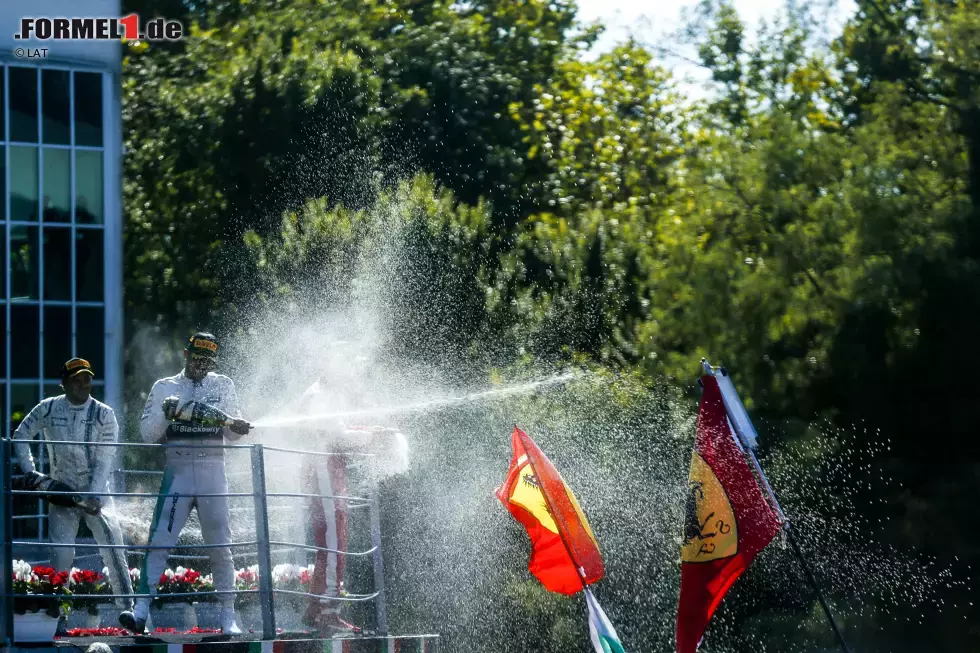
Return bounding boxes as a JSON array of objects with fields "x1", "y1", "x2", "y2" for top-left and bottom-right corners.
[
  {"x1": 495, "y1": 426, "x2": 604, "y2": 595},
  {"x1": 676, "y1": 375, "x2": 782, "y2": 652}
]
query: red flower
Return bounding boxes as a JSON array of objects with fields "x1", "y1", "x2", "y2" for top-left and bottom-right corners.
[
  {"x1": 32, "y1": 566, "x2": 56, "y2": 579},
  {"x1": 65, "y1": 626, "x2": 130, "y2": 637},
  {"x1": 72, "y1": 569, "x2": 104, "y2": 584},
  {"x1": 184, "y1": 570, "x2": 201, "y2": 583}
]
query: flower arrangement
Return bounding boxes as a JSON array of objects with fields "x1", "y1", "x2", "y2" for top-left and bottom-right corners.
[
  {"x1": 12, "y1": 560, "x2": 72, "y2": 617},
  {"x1": 68, "y1": 568, "x2": 113, "y2": 615},
  {"x1": 270, "y1": 563, "x2": 314, "y2": 612},
  {"x1": 234, "y1": 566, "x2": 259, "y2": 608},
  {"x1": 152, "y1": 567, "x2": 215, "y2": 606},
  {"x1": 143, "y1": 564, "x2": 324, "y2": 609},
  {"x1": 270, "y1": 563, "x2": 314, "y2": 594}
]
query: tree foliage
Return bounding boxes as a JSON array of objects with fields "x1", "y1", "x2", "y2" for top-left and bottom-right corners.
[{"x1": 121, "y1": 0, "x2": 980, "y2": 648}]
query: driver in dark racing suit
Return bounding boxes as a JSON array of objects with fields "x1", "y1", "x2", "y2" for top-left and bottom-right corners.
[{"x1": 119, "y1": 333, "x2": 251, "y2": 635}]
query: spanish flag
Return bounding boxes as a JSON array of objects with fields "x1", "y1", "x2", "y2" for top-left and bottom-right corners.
[
  {"x1": 495, "y1": 426, "x2": 604, "y2": 594},
  {"x1": 675, "y1": 375, "x2": 782, "y2": 652}
]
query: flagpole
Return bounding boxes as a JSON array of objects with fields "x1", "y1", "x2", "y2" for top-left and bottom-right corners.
[{"x1": 700, "y1": 360, "x2": 853, "y2": 653}]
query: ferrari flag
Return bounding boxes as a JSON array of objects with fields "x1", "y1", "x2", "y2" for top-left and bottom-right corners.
[
  {"x1": 676, "y1": 375, "x2": 782, "y2": 653},
  {"x1": 495, "y1": 426, "x2": 604, "y2": 595}
]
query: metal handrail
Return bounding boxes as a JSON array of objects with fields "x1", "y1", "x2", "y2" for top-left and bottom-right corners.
[
  {"x1": 7, "y1": 439, "x2": 254, "y2": 450},
  {"x1": 123, "y1": 547, "x2": 301, "y2": 560},
  {"x1": 11, "y1": 490, "x2": 254, "y2": 498},
  {"x1": 273, "y1": 588, "x2": 381, "y2": 602},
  {"x1": 264, "y1": 491, "x2": 372, "y2": 502},
  {"x1": 267, "y1": 541, "x2": 378, "y2": 557},
  {"x1": 11, "y1": 541, "x2": 259, "y2": 550},
  {"x1": 263, "y1": 445, "x2": 376, "y2": 458}
]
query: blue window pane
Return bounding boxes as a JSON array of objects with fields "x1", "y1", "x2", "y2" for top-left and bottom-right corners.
[
  {"x1": 11, "y1": 146, "x2": 39, "y2": 222},
  {"x1": 0, "y1": 146, "x2": 5, "y2": 220},
  {"x1": 75, "y1": 151, "x2": 103, "y2": 224},
  {"x1": 74, "y1": 72, "x2": 103, "y2": 147},
  {"x1": 0, "y1": 225, "x2": 6, "y2": 299},
  {"x1": 44, "y1": 305, "x2": 72, "y2": 379},
  {"x1": 10, "y1": 67, "x2": 38, "y2": 143},
  {"x1": 0, "y1": 311, "x2": 6, "y2": 377},
  {"x1": 10, "y1": 226, "x2": 39, "y2": 301},
  {"x1": 43, "y1": 227, "x2": 71, "y2": 300},
  {"x1": 42, "y1": 69, "x2": 71, "y2": 145},
  {"x1": 76, "y1": 229, "x2": 104, "y2": 301},
  {"x1": 43, "y1": 148, "x2": 71, "y2": 222},
  {"x1": 11, "y1": 305, "x2": 39, "y2": 378}
]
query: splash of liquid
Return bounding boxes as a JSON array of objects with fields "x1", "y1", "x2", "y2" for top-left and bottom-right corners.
[{"x1": 250, "y1": 371, "x2": 584, "y2": 428}]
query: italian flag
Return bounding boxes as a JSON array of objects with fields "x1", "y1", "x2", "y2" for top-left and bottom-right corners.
[{"x1": 586, "y1": 588, "x2": 626, "y2": 653}]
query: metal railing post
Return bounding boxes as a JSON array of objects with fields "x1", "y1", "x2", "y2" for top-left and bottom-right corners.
[
  {"x1": 369, "y1": 487, "x2": 388, "y2": 635},
  {"x1": 36, "y1": 444, "x2": 45, "y2": 542},
  {"x1": 1, "y1": 438, "x2": 14, "y2": 646},
  {"x1": 250, "y1": 444, "x2": 277, "y2": 639}
]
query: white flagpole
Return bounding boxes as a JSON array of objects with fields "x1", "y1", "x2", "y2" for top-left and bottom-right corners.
[{"x1": 700, "y1": 359, "x2": 853, "y2": 653}]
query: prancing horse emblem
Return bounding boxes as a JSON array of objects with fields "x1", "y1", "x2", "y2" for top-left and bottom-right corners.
[{"x1": 681, "y1": 452, "x2": 738, "y2": 563}]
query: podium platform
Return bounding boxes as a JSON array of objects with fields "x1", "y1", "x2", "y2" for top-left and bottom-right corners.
[{"x1": 35, "y1": 634, "x2": 441, "y2": 653}]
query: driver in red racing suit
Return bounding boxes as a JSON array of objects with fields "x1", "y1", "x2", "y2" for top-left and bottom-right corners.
[{"x1": 291, "y1": 377, "x2": 407, "y2": 635}]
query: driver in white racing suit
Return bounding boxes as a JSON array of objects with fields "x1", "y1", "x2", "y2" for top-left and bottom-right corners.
[
  {"x1": 118, "y1": 333, "x2": 251, "y2": 635},
  {"x1": 12, "y1": 357, "x2": 135, "y2": 624}
]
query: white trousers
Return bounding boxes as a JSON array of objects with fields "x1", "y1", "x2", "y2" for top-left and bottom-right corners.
[
  {"x1": 135, "y1": 454, "x2": 234, "y2": 615},
  {"x1": 48, "y1": 500, "x2": 134, "y2": 609}
]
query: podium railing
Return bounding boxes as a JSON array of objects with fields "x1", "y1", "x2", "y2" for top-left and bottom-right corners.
[{"x1": 0, "y1": 437, "x2": 389, "y2": 645}]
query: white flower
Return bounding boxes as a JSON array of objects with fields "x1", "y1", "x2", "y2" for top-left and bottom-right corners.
[
  {"x1": 164, "y1": 568, "x2": 175, "y2": 580},
  {"x1": 271, "y1": 563, "x2": 303, "y2": 584},
  {"x1": 129, "y1": 568, "x2": 141, "y2": 583},
  {"x1": 13, "y1": 560, "x2": 34, "y2": 582},
  {"x1": 102, "y1": 567, "x2": 109, "y2": 577},
  {"x1": 175, "y1": 566, "x2": 187, "y2": 576},
  {"x1": 13, "y1": 560, "x2": 36, "y2": 582}
]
